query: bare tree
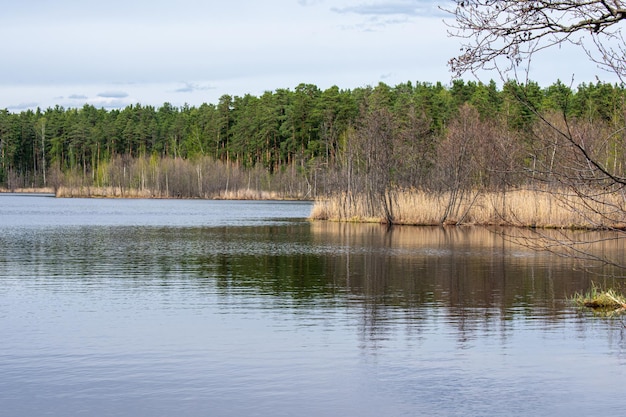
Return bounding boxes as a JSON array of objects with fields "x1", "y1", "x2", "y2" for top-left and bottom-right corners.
[
  {"x1": 435, "y1": 104, "x2": 485, "y2": 224},
  {"x1": 351, "y1": 107, "x2": 397, "y2": 223},
  {"x1": 446, "y1": 1, "x2": 626, "y2": 271},
  {"x1": 434, "y1": 103, "x2": 521, "y2": 224},
  {"x1": 446, "y1": 0, "x2": 626, "y2": 81}
]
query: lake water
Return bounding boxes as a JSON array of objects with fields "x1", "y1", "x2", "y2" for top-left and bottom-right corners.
[{"x1": 1, "y1": 194, "x2": 626, "y2": 417}]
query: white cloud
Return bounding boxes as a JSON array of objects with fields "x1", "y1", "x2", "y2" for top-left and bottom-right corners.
[
  {"x1": 298, "y1": 0, "x2": 324, "y2": 5},
  {"x1": 8, "y1": 102, "x2": 39, "y2": 111},
  {"x1": 332, "y1": 1, "x2": 447, "y2": 17},
  {"x1": 174, "y1": 82, "x2": 216, "y2": 94},
  {"x1": 97, "y1": 91, "x2": 129, "y2": 99}
]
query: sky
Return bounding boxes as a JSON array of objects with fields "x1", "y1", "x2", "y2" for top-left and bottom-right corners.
[{"x1": 0, "y1": 0, "x2": 618, "y2": 112}]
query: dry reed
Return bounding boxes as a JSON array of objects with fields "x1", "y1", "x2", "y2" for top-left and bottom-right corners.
[
  {"x1": 56, "y1": 186, "x2": 155, "y2": 198},
  {"x1": 55, "y1": 185, "x2": 290, "y2": 200},
  {"x1": 217, "y1": 188, "x2": 285, "y2": 200},
  {"x1": 0, "y1": 187, "x2": 55, "y2": 194},
  {"x1": 310, "y1": 188, "x2": 626, "y2": 229}
]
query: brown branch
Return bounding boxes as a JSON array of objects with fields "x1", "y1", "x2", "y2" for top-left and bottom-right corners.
[{"x1": 444, "y1": 0, "x2": 626, "y2": 78}]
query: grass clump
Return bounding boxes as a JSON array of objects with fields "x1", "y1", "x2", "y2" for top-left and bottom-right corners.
[{"x1": 572, "y1": 284, "x2": 626, "y2": 314}]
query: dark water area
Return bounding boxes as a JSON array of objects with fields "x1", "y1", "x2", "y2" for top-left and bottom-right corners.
[{"x1": 1, "y1": 195, "x2": 626, "y2": 417}]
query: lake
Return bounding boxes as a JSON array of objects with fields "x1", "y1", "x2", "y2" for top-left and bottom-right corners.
[{"x1": 1, "y1": 194, "x2": 625, "y2": 417}]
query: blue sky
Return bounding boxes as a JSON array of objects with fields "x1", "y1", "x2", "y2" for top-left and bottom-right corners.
[{"x1": 0, "y1": 0, "x2": 615, "y2": 111}]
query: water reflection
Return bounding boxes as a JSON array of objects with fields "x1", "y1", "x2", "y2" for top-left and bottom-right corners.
[
  {"x1": 3, "y1": 203, "x2": 626, "y2": 417},
  {"x1": 305, "y1": 223, "x2": 612, "y2": 349},
  {"x1": 5, "y1": 221, "x2": 624, "y2": 321}
]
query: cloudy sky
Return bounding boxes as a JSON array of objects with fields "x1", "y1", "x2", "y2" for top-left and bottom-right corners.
[{"x1": 0, "y1": 0, "x2": 615, "y2": 111}]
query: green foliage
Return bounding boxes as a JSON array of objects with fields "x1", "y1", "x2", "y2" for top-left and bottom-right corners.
[{"x1": 1, "y1": 80, "x2": 625, "y2": 192}]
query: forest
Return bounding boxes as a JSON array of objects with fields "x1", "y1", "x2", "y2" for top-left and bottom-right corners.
[{"x1": 1, "y1": 79, "x2": 626, "y2": 226}]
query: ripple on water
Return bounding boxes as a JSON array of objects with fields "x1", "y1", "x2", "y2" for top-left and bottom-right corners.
[{"x1": 1, "y1": 197, "x2": 626, "y2": 417}]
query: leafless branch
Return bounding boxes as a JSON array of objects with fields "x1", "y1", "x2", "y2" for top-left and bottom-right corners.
[{"x1": 444, "y1": 0, "x2": 626, "y2": 80}]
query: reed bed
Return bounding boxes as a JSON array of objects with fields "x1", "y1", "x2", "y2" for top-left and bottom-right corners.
[
  {"x1": 217, "y1": 188, "x2": 286, "y2": 200},
  {"x1": 55, "y1": 185, "x2": 289, "y2": 200},
  {"x1": 0, "y1": 187, "x2": 55, "y2": 194},
  {"x1": 56, "y1": 186, "x2": 155, "y2": 198},
  {"x1": 310, "y1": 188, "x2": 626, "y2": 229}
]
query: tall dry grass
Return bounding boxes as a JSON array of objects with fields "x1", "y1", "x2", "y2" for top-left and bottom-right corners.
[
  {"x1": 56, "y1": 186, "x2": 155, "y2": 198},
  {"x1": 216, "y1": 188, "x2": 285, "y2": 200},
  {"x1": 56, "y1": 185, "x2": 287, "y2": 200},
  {"x1": 310, "y1": 188, "x2": 626, "y2": 229},
  {"x1": 0, "y1": 187, "x2": 55, "y2": 194}
]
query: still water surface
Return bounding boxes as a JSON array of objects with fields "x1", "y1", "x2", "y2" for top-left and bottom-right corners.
[{"x1": 1, "y1": 195, "x2": 626, "y2": 417}]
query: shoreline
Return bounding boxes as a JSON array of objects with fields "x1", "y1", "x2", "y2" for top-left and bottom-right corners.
[
  {"x1": 5, "y1": 187, "x2": 625, "y2": 231},
  {"x1": 1, "y1": 186, "x2": 312, "y2": 202}
]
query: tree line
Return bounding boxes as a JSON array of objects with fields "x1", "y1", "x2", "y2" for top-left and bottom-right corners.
[{"x1": 1, "y1": 79, "x2": 625, "y2": 200}]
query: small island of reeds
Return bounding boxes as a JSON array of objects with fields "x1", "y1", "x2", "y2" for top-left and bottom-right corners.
[{"x1": 572, "y1": 285, "x2": 626, "y2": 316}]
